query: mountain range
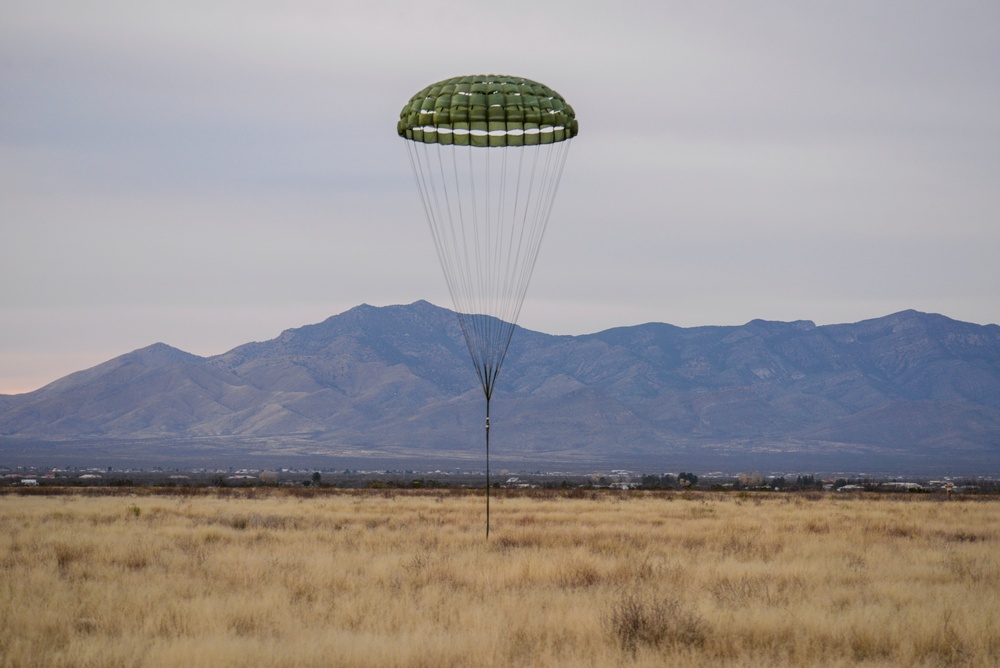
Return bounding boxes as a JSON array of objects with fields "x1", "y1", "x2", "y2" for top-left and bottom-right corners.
[{"x1": 2, "y1": 301, "x2": 999, "y2": 473}]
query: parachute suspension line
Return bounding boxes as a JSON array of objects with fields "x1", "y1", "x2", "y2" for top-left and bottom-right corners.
[
  {"x1": 469, "y1": 146, "x2": 486, "y2": 347},
  {"x1": 449, "y1": 145, "x2": 490, "y2": 394},
  {"x1": 442, "y1": 144, "x2": 468, "y2": 318},
  {"x1": 485, "y1": 146, "x2": 506, "y2": 395},
  {"x1": 486, "y1": 139, "x2": 574, "y2": 378},
  {"x1": 502, "y1": 141, "x2": 544, "y2": 350},
  {"x1": 486, "y1": 147, "x2": 500, "y2": 388},
  {"x1": 465, "y1": 144, "x2": 490, "y2": 396},
  {"x1": 409, "y1": 139, "x2": 571, "y2": 391},
  {"x1": 446, "y1": 144, "x2": 482, "y2": 386},
  {"x1": 406, "y1": 137, "x2": 571, "y2": 540},
  {"x1": 407, "y1": 142, "x2": 456, "y2": 326},
  {"x1": 405, "y1": 142, "x2": 437, "y2": 258},
  {"x1": 411, "y1": 143, "x2": 463, "y2": 337},
  {"x1": 490, "y1": 144, "x2": 530, "y2": 384},
  {"x1": 408, "y1": 142, "x2": 453, "y2": 308},
  {"x1": 508, "y1": 139, "x2": 572, "y2": 335},
  {"x1": 408, "y1": 140, "x2": 482, "y2": 395},
  {"x1": 432, "y1": 144, "x2": 467, "y2": 314},
  {"x1": 502, "y1": 145, "x2": 529, "y2": 328},
  {"x1": 479, "y1": 145, "x2": 493, "y2": 392}
]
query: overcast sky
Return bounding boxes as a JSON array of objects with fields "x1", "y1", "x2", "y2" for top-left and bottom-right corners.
[{"x1": 2, "y1": 1, "x2": 998, "y2": 394}]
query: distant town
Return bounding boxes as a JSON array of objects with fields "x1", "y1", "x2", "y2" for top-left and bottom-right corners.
[{"x1": 3, "y1": 464, "x2": 997, "y2": 495}]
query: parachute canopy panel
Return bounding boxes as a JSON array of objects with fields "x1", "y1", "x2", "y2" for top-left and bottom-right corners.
[{"x1": 398, "y1": 74, "x2": 578, "y2": 147}]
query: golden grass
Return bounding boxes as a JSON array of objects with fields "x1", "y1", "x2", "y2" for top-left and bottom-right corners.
[{"x1": 2, "y1": 488, "x2": 999, "y2": 667}]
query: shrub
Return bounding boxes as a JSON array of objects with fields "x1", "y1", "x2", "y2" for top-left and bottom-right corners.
[{"x1": 605, "y1": 592, "x2": 706, "y2": 654}]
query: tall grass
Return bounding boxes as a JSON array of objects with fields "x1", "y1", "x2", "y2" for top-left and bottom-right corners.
[{"x1": 1, "y1": 489, "x2": 998, "y2": 666}]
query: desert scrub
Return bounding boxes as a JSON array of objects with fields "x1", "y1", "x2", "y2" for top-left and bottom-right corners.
[
  {"x1": 0, "y1": 489, "x2": 999, "y2": 667},
  {"x1": 605, "y1": 592, "x2": 706, "y2": 654}
]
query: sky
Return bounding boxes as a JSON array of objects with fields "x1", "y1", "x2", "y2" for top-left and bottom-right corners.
[{"x1": 2, "y1": 1, "x2": 999, "y2": 395}]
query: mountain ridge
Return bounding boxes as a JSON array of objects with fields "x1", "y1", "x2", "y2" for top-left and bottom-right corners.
[{"x1": 2, "y1": 301, "x2": 998, "y2": 472}]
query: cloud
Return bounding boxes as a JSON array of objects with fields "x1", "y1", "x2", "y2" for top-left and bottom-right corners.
[{"x1": 1, "y1": 0, "x2": 999, "y2": 393}]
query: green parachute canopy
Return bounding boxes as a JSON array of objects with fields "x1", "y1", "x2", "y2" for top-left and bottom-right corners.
[{"x1": 397, "y1": 74, "x2": 578, "y2": 147}]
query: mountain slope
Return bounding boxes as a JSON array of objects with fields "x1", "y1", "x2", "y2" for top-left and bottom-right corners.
[{"x1": 2, "y1": 301, "x2": 998, "y2": 471}]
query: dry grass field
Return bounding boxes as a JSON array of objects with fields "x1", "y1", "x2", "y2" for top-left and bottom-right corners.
[{"x1": 2, "y1": 487, "x2": 999, "y2": 667}]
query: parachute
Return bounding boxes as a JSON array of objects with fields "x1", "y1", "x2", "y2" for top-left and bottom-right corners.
[{"x1": 399, "y1": 75, "x2": 577, "y2": 535}]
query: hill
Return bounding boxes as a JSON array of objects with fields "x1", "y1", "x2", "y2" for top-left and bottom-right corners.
[{"x1": 2, "y1": 301, "x2": 998, "y2": 472}]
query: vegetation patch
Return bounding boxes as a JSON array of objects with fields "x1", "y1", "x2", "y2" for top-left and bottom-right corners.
[
  {"x1": 605, "y1": 592, "x2": 706, "y2": 654},
  {"x1": 2, "y1": 490, "x2": 999, "y2": 666}
]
